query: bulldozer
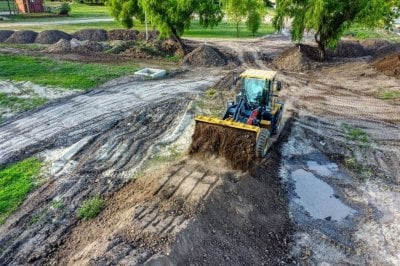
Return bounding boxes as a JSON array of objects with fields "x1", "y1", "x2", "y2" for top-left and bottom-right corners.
[{"x1": 190, "y1": 69, "x2": 284, "y2": 164}]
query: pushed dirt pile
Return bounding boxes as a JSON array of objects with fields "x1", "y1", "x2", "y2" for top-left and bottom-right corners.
[
  {"x1": 46, "y1": 39, "x2": 71, "y2": 53},
  {"x1": 35, "y1": 30, "x2": 71, "y2": 44},
  {"x1": 327, "y1": 41, "x2": 368, "y2": 58},
  {"x1": 72, "y1": 29, "x2": 108, "y2": 42},
  {"x1": 108, "y1": 29, "x2": 138, "y2": 41},
  {"x1": 374, "y1": 43, "x2": 400, "y2": 58},
  {"x1": 181, "y1": 45, "x2": 226, "y2": 67},
  {"x1": 4, "y1": 30, "x2": 37, "y2": 44},
  {"x1": 189, "y1": 122, "x2": 256, "y2": 170},
  {"x1": 360, "y1": 39, "x2": 389, "y2": 54},
  {"x1": 372, "y1": 53, "x2": 400, "y2": 77},
  {"x1": 273, "y1": 44, "x2": 321, "y2": 71},
  {"x1": 46, "y1": 39, "x2": 103, "y2": 53},
  {"x1": 0, "y1": 30, "x2": 14, "y2": 42}
]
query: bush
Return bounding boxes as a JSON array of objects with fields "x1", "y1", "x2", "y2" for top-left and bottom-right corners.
[
  {"x1": 77, "y1": 196, "x2": 103, "y2": 220},
  {"x1": 59, "y1": 3, "x2": 71, "y2": 15}
]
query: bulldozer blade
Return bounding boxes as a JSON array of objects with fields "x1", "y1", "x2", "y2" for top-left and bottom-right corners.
[{"x1": 189, "y1": 116, "x2": 259, "y2": 170}]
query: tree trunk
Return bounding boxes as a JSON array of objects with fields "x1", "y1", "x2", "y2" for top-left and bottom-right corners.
[
  {"x1": 171, "y1": 28, "x2": 186, "y2": 55},
  {"x1": 314, "y1": 33, "x2": 325, "y2": 61},
  {"x1": 236, "y1": 22, "x2": 240, "y2": 38}
]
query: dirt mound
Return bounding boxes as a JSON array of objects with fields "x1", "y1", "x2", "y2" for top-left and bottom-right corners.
[
  {"x1": 372, "y1": 53, "x2": 400, "y2": 77},
  {"x1": 273, "y1": 44, "x2": 320, "y2": 71},
  {"x1": 374, "y1": 43, "x2": 400, "y2": 58},
  {"x1": 35, "y1": 30, "x2": 71, "y2": 44},
  {"x1": 328, "y1": 41, "x2": 368, "y2": 58},
  {"x1": 108, "y1": 29, "x2": 138, "y2": 41},
  {"x1": 46, "y1": 39, "x2": 71, "y2": 53},
  {"x1": 137, "y1": 30, "x2": 159, "y2": 41},
  {"x1": 189, "y1": 122, "x2": 256, "y2": 170},
  {"x1": 71, "y1": 39, "x2": 103, "y2": 53},
  {"x1": 0, "y1": 30, "x2": 14, "y2": 42},
  {"x1": 360, "y1": 39, "x2": 389, "y2": 54},
  {"x1": 181, "y1": 45, "x2": 226, "y2": 67},
  {"x1": 72, "y1": 29, "x2": 108, "y2": 42},
  {"x1": 4, "y1": 30, "x2": 37, "y2": 44}
]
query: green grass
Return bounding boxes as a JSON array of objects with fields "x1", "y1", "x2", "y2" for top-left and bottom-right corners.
[
  {"x1": 342, "y1": 124, "x2": 369, "y2": 145},
  {"x1": 0, "y1": 93, "x2": 48, "y2": 112},
  {"x1": 0, "y1": 158, "x2": 42, "y2": 224},
  {"x1": 77, "y1": 196, "x2": 103, "y2": 220},
  {"x1": 377, "y1": 90, "x2": 400, "y2": 100},
  {"x1": 345, "y1": 25, "x2": 400, "y2": 42},
  {"x1": 0, "y1": 54, "x2": 139, "y2": 90}
]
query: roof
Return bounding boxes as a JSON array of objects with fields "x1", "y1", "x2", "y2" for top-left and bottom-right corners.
[{"x1": 240, "y1": 69, "x2": 277, "y2": 80}]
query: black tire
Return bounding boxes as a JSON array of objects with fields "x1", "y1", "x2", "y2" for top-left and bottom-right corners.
[
  {"x1": 256, "y1": 128, "x2": 271, "y2": 158},
  {"x1": 272, "y1": 109, "x2": 283, "y2": 135}
]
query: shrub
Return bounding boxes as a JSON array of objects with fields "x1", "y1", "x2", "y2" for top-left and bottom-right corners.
[
  {"x1": 59, "y1": 3, "x2": 71, "y2": 15},
  {"x1": 77, "y1": 196, "x2": 103, "y2": 220}
]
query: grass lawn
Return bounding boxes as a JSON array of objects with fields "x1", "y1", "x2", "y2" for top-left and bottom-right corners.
[
  {"x1": 345, "y1": 25, "x2": 400, "y2": 42},
  {"x1": 0, "y1": 158, "x2": 42, "y2": 225},
  {"x1": 0, "y1": 93, "x2": 47, "y2": 112},
  {"x1": 0, "y1": 54, "x2": 139, "y2": 90}
]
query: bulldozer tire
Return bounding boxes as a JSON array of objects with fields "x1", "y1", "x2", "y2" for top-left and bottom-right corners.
[
  {"x1": 256, "y1": 128, "x2": 271, "y2": 158},
  {"x1": 272, "y1": 109, "x2": 283, "y2": 135}
]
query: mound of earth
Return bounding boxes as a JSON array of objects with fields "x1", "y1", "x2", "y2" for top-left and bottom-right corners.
[
  {"x1": 373, "y1": 43, "x2": 400, "y2": 58},
  {"x1": 0, "y1": 30, "x2": 14, "y2": 42},
  {"x1": 70, "y1": 38, "x2": 103, "y2": 53},
  {"x1": 4, "y1": 30, "x2": 37, "y2": 44},
  {"x1": 327, "y1": 41, "x2": 368, "y2": 58},
  {"x1": 46, "y1": 39, "x2": 71, "y2": 53},
  {"x1": 360, "y1": 39, "x2": 389, "y2": 54},
  {"x1": 273, "y1": 44, "x2": 321, "y2": 72},
  {"x1": 137, "y1": 30, "x2": 160, "y2": 41},
  {"x1": 72, "y1": 29, "x2": 108, "y2": 42},
  {"x1": 372, "y1": 53, "x2": 400, "y2": 77},
  {"x1": 35, "y1": 30, "x2": 71, "y2": 44},
  {"x1": 181, "y1": 45, "x2": 226, "y2": 67},
  {"x1": 108, "y1": 29, "x2": 138, "y2": 41}
]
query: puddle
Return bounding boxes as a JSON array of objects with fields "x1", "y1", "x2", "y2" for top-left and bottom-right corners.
[
  {"x1": 307, "y1": 160, "x2": 338, "y2": 177},
  {"x1": 292, "y1": 169, "x2": 355, "y2": 221}
]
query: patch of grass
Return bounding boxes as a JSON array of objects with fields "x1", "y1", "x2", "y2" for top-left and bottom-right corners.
[
  {"x1": 342, "y1": 124, "x2": 369, "y2": 145},
  {"x1": 377, "y1": 90, "x2": 400, "y2": 100},
  {"x1": 164, "y1": 55, "x2": 181, "y2": 62},
  {"x1": 344, "y1": 25, "x2": 400, "y2": 42},
  {"x1": 344, "y1": 158, "x2": 374, "y2": 181},
  {"x1": 0, "y1": 54, "x2": 139, "y2": 90},
  {"x1": 0, "y1": 93, "x2": 48, "y2": 112},
  {"x1": 77, "y1": 196, "x2": 103, "y2": 220},
  {"x1": 0, "y1": 158, "x2": 42, "y2": 225}
]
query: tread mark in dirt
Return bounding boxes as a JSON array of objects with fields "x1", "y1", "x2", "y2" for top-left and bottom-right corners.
[{"x1": 153, "y1": 165, "x2": 185, "y2": 196}]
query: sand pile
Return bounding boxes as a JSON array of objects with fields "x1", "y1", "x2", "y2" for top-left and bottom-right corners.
[
  {"x1": 189, "y1": 122, "x2": 256, "y2": 170},
  {"x1": 5, "y1": 30, "x2": 37, "y2": 44},
  {"x1": 372, "y1": 53, "x2": 400, "y2": 77},
  {"x1": 35, "y1": 30, "x2": 71, "y2": 44},
  {"x1": 0, "y1": 30, "x2": 14, "y2": 42},
  {"x1": 108, "y1": 29, "x2": 138, "y2": 41},
  {"x1": 328, "y1": 41, "x2": 368, "y2": 57},
  {"x1": 181, "y1": 45, "x2": 226, "y2": 67},
  {"x1": 273, "y1": 44, "x2": 320, "y2": 71},
  {"x1": 72, "y1": 29, "x2": 108, "y2": 42}
]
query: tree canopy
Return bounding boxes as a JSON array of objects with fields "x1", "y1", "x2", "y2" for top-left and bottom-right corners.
[{"x1": 273, "y1": 0, "x2": 400, "y2": 58}]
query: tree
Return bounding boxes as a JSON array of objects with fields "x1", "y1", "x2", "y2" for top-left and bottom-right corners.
[
  {"x1": 107, "y1": 0, "x2": 144, "y2": 29},
  {"x1": 225, "y1": 0, "x2": 265, "y2": 37},
  {"x1": 273, "y1": 0, "x2": 400, "y2": 59},
  {"x1": 139, "y1": 0, "x2": 223, "y2": 50}
]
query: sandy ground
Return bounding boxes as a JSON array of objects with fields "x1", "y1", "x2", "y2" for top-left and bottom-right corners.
[{"x1": 0, "y1": 34, "x2": 399, "y2": 265}]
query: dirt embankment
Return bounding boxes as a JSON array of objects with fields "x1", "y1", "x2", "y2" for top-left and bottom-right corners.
[
  {"x1": 273, "y1": 44, "x2": 322, "y2": 71},
  {"x1": 372, "y1": 53, "x2": 400, "y2": 77}
]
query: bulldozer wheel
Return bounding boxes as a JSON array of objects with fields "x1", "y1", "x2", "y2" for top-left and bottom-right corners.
[
  {"x1": 256, "y1": 128, "x2": 271, "y2": 158},
  {"x1": 272, "y1": 109, "x2": 283, "y2": 135}
]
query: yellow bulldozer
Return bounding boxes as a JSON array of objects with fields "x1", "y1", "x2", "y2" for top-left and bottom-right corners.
[{"x1": 190, "y1": 69, "x2": 284, "y2": 168}]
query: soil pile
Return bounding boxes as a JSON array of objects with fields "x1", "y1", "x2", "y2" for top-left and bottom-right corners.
[
  {"x1": 0, "y1": 30, "x2": 14, "y2": 42},
  {"x1": 46, "y1": 39, "x2": 71, "y2": 53},
  {"x1": 159, "y1": 39, "x2": 180, "y2": 54},
  {"x1": 137, "y1": 30, "x2": 159, "y2": 41},
  {"x1": 108, "y1": 29, "x2": 138, "y2": 41},
  {"x1": 327, "y1": 41, "x2": 367, "y2": 58},
  {"x1": 181, "y1": 45, "x2": 226, "y2": 67},
  {"x1": 372, "y1": 53, "x2": 400, "y2": 77},
  {"x1": 273, "y1": 44, "x2": 320, "y2": 71},
  {"x1": 72, "y1": 29, "x2": 108, "y2": 42},
  {"x1": 360, "y1": 39, "x2": 389, "y2": 54},
  {"x1": 35, "y1": 30, "x2": 71, "y2": 44},
  {"x1": 4, "y1": 30, "x2": 37, "y2": 44},
  {"x1": 374, "y1": 43, "x2": 400, "y2": 58},
  {"x1": 189, "y1": 122, "x2": 256, "y2": 170}
]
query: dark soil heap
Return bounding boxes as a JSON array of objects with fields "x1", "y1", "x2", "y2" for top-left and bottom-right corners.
[
  {"x1": 181, "y1": 45, "x2": 226, "y2": 67},
  {"x1": 360, "y1": 39, "x2": 390, "y2": 55},
  {"x1": 35, "y1": 30, "x2": 71, "y2": 44},
  {"x1": 108, "y1": 29, "x2": 138, "y2": 41},
  {"x1": 372, "y1": 53, "x2": 400, "y2": 77},
  {"x1": 273, "y1": 44, "x2": 321, "y2": 72},
  {"x1": 374, "y1": 43, "x2": 400, "y2": 58},
  {"x1": 137, "y1": 30, "x2": 159, "y2": 41},
  {"x1": 4, "y1": 30, "x2": 37, "y2": 44},
  {"x1": 72, "y1": 29, "x2": 108, "y2": 42},
  {"x1": 327, "y1": 41, "x2": 368, "y2": 58},
  {"x1": 46, "y1": 39, "x2": 71, "y2": 53},
  {"x1": 189, "y1": 122, "x2": 256, "y2": 170},
  {"x1": 0, "y1": 30, "x2": 14, "y2": 42}
]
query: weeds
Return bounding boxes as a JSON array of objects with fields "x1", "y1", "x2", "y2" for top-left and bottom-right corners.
[
  {"x1": 0, "y1": 158, "x2": 42, "y2": 224},
  {"x1": 342, "y1": 124, "x2": 369, "y2": 146},
  {"x1": 77, "y1": 196, "x2": 104, "y2": 220},
  {"x1": 0, "y1": 93, "x2": 48, "y2": 113},
  {"x1": 377, "y1": 90, "x2": 400, "y2": 100}
]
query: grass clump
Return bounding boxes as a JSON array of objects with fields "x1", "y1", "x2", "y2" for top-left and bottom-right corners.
[
  {"x1": 342, "y1": 124, "x2": 369, "y2": 145},
  {"x1": 0, "y1": 54, "x2": 139, "y2": 90},
  {"x1": 0, "y1": 93, "x2": 48, "y2": 112},
  {"x1": 377, "y1": 90, "x2": 400, "y2": 100},
  {"x1": 0, "y1": 158, "x2": 42, "y2": 224},
  {"x1": 77, "y1": 196, "x2": 104, "y2": 220}
]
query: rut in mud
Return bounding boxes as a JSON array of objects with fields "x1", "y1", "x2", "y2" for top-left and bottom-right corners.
[{"x1": 189, "y1": 122, "x2": 257, "y2": 170}]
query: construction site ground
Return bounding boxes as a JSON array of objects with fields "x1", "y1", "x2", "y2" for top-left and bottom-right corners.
[{"x1": 0, "y1": 34, "x2": 399, "y2": 265}]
